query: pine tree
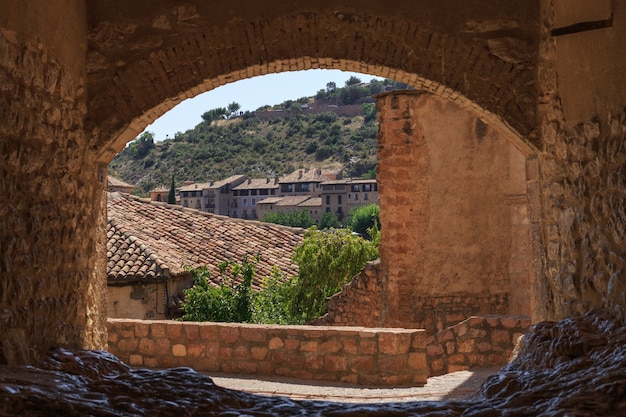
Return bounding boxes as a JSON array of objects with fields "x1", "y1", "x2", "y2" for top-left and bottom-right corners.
[{"x1": 167, "y1": 175, "x2": 176, "y2": 204}]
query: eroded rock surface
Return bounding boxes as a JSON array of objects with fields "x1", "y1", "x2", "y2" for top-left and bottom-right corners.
[{"x1": 1, "y1": 311, "x2": 625, "y2": 416}]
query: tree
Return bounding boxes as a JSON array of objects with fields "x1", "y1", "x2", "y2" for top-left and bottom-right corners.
[
  {"x1": 319, "y1": 211, "x2": 341, "y2": 229},
  {"x1": 347, "y1": 203, "x2": 380, "y2": 240},
  {"x1": 227, "y1": 102, "x2": 241, "y2": 118},
  {"x1": 326, "y1": 81, "x2": 336, "y2": 92},
  {"x1": 287, "y1": 228, "x2": 378, "y2": 323},
  {"x1": 128, "y1": 131, "x2": 155, "y2": 159},
  {"x1": 201, "y1": 107, "x2": 227, "y2": 123},
  {"x1": 179, "y1": 255, "x2": 258, "y2": 323},
  {"x1": 261, "y1": 209, "x2": 316, "y2": 229},
  {"x1": 345, "y1": 76, "x2": 362, "y2": 86},
  {"x1": 167, "y1": 175, "x2": 176, "y2": 204}
]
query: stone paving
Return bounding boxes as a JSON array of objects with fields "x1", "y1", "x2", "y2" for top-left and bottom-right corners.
[{"x1": 209, "y1": 367, "x2": 499, "y2": 403}]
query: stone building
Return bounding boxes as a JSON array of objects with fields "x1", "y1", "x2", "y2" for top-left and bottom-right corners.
[
  {"x1": 149, "y1": 184, "x2": 169, "y2": 202},
  {"x1": 231, "y1": 177, "x2": 279, "y2": 220},
  {"x1": 107, "y1": 192, "x2": 303, "y2": 319},
  {"x1": 1, "y1": 4, "x2": 625, "y2": 408},
  {"x1": 107, "y1": 175, "x2": 134, "y2": 194}
]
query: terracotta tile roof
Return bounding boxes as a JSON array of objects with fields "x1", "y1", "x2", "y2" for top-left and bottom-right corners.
[
  {"x1": 232, "y1": 178, "x2": 279, "y2": 190},
  {"x1": 275, "y1": 196, "x2": 312, "y2": 207},
  {"x1": 279, "y1": 168, "x2": 340, "y2": 184},
  {"x1": 108, "y1": 175, "x2": 134, "y2": 188},
  {"x1": 257, "y1": 197, "x2": 283, "y2": 205},
  {"x1": 151, "y1": 185, "x2": 169, "y2": 192},
  {"x1": 178, "y1": 182, "x2": 212, "y2": 192},
  {"x1": 298, "y1": 197, "x2": 322, "y2": 207},
  {"x1": 107, "y1": 192, "x2": 303, "y2": 289},
  {"x1": 209, "y1": 174, "x2": 246, "y2": 189}
]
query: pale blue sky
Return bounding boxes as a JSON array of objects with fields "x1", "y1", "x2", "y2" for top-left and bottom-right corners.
[{"x1": 142, "y1": 69, "x2": 381, "y2": 141}]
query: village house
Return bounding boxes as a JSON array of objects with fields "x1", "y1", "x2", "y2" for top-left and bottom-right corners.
[
  {"x1": 107, "y1": 192, "x2": 303, "y2": 320},
  {"x1": 179, "y1": 175, "x2": 246, "y2": 214},
  {"x1": 231, "y1": 177, "x2": 280, "y2": 220},
  {"x1": 149, "y1": 184, "x2": 169, "y2": 202},
  {"x1": 107, "y1": 175, "x2": 134, "y2": 194},
  {"x1": 321, "y1": 178, "x2": 379, "y2": 221}
]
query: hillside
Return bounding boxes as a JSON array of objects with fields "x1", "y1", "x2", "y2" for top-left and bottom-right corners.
[{"x1": 109, "y1": 78, "x2": 409, "y2": 196}]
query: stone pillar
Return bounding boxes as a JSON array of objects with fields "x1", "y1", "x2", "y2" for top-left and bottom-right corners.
[
  {"x1": 0, "y1": 1, "x2": 107, "y2": 365},
  {"x1": 376, "y1": 91, "x2": 430, "y2": 328}
]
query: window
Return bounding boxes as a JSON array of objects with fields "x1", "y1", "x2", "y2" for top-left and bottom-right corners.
[
  {"x1": 355, "y1": 194, "x2": 358, "y2": 201},
  {"x1": 233, "y1": 190, "x2": 239, "y2": 196},
  {"x1": 232, "y1": 210, "x2": 237, "y2": 217},
  {"x1": 243, "y1": 198, "x2": 248, "y2": 206},
  {"x1": 252, "y1": 210, "x2": 257, "y2": 218},
  {"x1": 338, "y1": 195, "x2": 342, "y2": 204},
  {"x1": 363, "y1": 184, "x2": 372, "y2": 192},
  {"x1": 243, "y1": 210, "x2": 248, "y2": 218},
  {"x1": 351, "y1": 184, "x2": 361, "y2": 192},
  {"x1": 183, "y1": 200, "x2": 188, "y2": 207},
  {"x1": 156, "y1": 195, "x2": 161, "y2": 202},
  {"x1": 271, "y1": 189, "x2": 276, "y2": 195},
  {"x1": 241, "y1": 190, "x2": 249, "y2": 196},
  {"x1": 260, "y1": 189, "x2": 268, "y2": 196},
  {"x1": 326, "y1": 196, "x2": 330, "y2": 205},
  {"x1": 251, "y1": 198, "x2": 256, "y2": 206},
  {"x1": 364, "y1": 193, "x2": 368, "y2": 200},
  {"x1": 251, "y1": 190, "x2": 258, "y2": 196},
  {"x1": 326, "y1": 207, "x2": 330, "y2": 213}
]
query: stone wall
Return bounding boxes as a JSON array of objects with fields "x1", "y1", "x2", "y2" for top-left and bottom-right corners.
[
  {"x1": 426, "y1": 316, "x2": 530, "y2": 376},
  {"x1": 534, "y1": 1, "x2": 626, "y2": 322},
  {"x1": 107, "y1": 319, "x2": 428, "y2": 387},
  {"x1": 0, "y1": 4, "x2": 108, "y2": 365}
]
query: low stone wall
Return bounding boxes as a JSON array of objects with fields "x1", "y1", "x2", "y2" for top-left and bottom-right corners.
[
  {"x1": 427, "y1": 316, "x2": 531, "y2": 376},
  {"x1": 107, "y1": 319, "x2": 428, "y2": 386}
]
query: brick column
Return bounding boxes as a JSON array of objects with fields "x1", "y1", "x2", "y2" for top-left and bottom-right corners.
[{"x1": 376, "y1": 91, "x2": 430, "y2": 328}]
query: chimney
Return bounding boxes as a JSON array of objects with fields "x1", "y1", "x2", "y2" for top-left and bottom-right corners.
[
  {"x1": 266, "y1": 178, "x2": 270, "y2": 184},
  {"x1": 298, "y1": 170, "x2": 303, "y2": 179},
  {"x1": 274, "y1": 176, "x2": 279, "y2": 184},
  {"x1": 248, "y1": 178, "x2": 252, "y2": 184}
]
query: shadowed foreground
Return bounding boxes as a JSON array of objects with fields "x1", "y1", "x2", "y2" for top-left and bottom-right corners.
[{"x1": 1, "y1": 311, "x2": 625, "y2": 416}]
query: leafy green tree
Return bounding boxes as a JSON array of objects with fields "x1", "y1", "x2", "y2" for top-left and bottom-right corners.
[
  {"x1": 179, "y1": 255, "x2": 258, "y2": 323},
  {"x1": 201, "y1": 107, "x2": 227, "y2": 123},
  {"x1": 167, "y1": 175, "x2": 176, "y2": 204},
  {"x1": 345, "y1": 76, "x2": 362, "y2": 86},
  {"x1": 347, "y1": 203, "x2": 380, "y2": 240},
  {"x1": 227, "y1": 102, "x2": 241, "y2": 118},
  {"x1": 250, "y1": 266, "x2": 295, "y2": 324},
  {"x1": 287, "y1": 228, "x2": 378, "y2": 323},
  {"x1": 127, "y1": 132, "x2": 155, "y2": 159},
  {"x1": 319, "y1": 211, "x2": 341, "y2": 229},
  {"x1": 326, "y1": 81, "x2": 336, "y2": 92},
  {"x1": 261, "y1": 209, "x2": 316, "y2": 229}
]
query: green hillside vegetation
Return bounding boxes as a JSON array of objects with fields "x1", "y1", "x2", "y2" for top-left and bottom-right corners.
[{"x1": 109, "y1": 77, "x2": 410, "y2": 196}]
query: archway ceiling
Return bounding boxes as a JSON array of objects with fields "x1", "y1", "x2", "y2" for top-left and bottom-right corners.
[{"x1": 85, "y1": 0, "x2": 540, "y2": 162}]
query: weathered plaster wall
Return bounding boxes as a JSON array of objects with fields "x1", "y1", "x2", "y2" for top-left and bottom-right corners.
[
  {"x1": 0, "y1": 1, "x2": 107, "y2": 364},
  {"x1": 535, "y1": 1, "x2": 626, "y2": 321},
  {"x1": 377, "y1": 91, "x2": 533, "y2": 331}
]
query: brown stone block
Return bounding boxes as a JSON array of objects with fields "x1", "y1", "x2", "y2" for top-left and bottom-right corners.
[
  {"x1": 284, "y1": 338, "x2": 300, "y2": 351},
  {"x1": 448, "y1": 354, "x2": 467, "y2": 365},
  {"x1": 188, "y1": 343, "x2": 206, "y2": 358},
  {"x1": 325, "y1": 354, "x2": 348, "y2": 372},
  {"x1": 205, "y1": 341, "x2": 219, "y2": 357},
  {"x1": 377, "y1": 355, "x2": 407, "y2": 373},
  {"x1": 172, "y1": 344, "x2": 187, "y2": 357},
  {"x1": 305, "y1": 354, "x2": 324, "y2": 370},
  {"x1": 199, "y1": 324, "x2": 218, "y2": 340},
  {"x1": 184, "y1": 324, "x2": 199, "y2": 341},
  {"x1": 437, "y1": 329, "x2": 454, "y2": 343},
  {"x1": 156, "y1": 338, "x2": 170, "y2": 355},
  {"x1": 454, "y1": 323, "x2": 468, "y2": 337},
  {"x1": 500, "y1": 317, "x2": 522, "y2": 329},
  {"x1": 458, "y1": 339, "x2": 475, "y2": 353},
  {"x1": 492, "y1": 329, "x2": 511, "y2": 344},
  {"x1": 489, "y1": 353, "x2": 504, "y2": 364},
  {"x1": 411, "y1": 330, "x2": 427, "y2": 349},
  {"x1": 408, "y1": 352, "x2": 427, "y2": 370},
  {"x1": 129, "y1": 354, "x2": 143, "y2": 366},
  {"x1": 241, "y1": 327, "x2": 266, "y2": 342},
  {"x1": 340, "y1": 374, "x2": 358, "y2": 385},
  {"x1": 233, "y1": 345, "x2": 248, "y2": 359},
  {"x1": 151, "y1": 322, "x2": 166, "y2": 338},
  {"x1": 351, "y1": 355, "x2": 374, "y2": 372},
  {"x1": 292, "y1": 369, "x2": 314, "y2": 380},
  {"x1": 121, "y1": 329, "x2": 134, "y2": 338},
  {"x1": 320, "y1": 339, "x2": 342, "y2": 353},
  {"x1": 427, "y1": 343, "x2": 444, "y2": 357},
  {"x1": 166, "y1": 322, "x2": 182, "y2": 339},
  {"x1": 268, "y1": 350, "x2": 286, "y2": 363},
  {"x1": 445, "y1": 341, "x2": 456, "y2": 354},
  {"x1": 251, "y1": 346, "x2": 268, "y2": 360},
  {"x1": 195, "y1": 358, "x2": 218, "y2": 372},
  {"x1": 219, "y1": 326, "x2": 240, "y2": 344},
  {"x1": 269, "y1": 337, "x2": 284, "y2": 350},
  {"x1": 135, "y1": 322, "x2": 149, "y2": 338},
  {"x1": 486, "y1": 317, "x2": 500, "y2": 327},
  {"x1": 477, "y1": 341, "x2": 492, "y2": 352},
  {"x1": 359, "y1": 340, "x2": 377, "y2": 355},
  {"x1": 138, "y1": 338, "x2": 156, "y2": 355},
  {"x1": 143, "y1": 357, "x2": 159, "y2": 368},
  {"x1": 218, "y1": 346, "x2": 232, "y2": 359},
  {"x1": 300, "y1": 341, "x2": 318, "y2": 352},
  {"x1": 379, "y1": 333, "x2": 411, "y2": 355}
]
